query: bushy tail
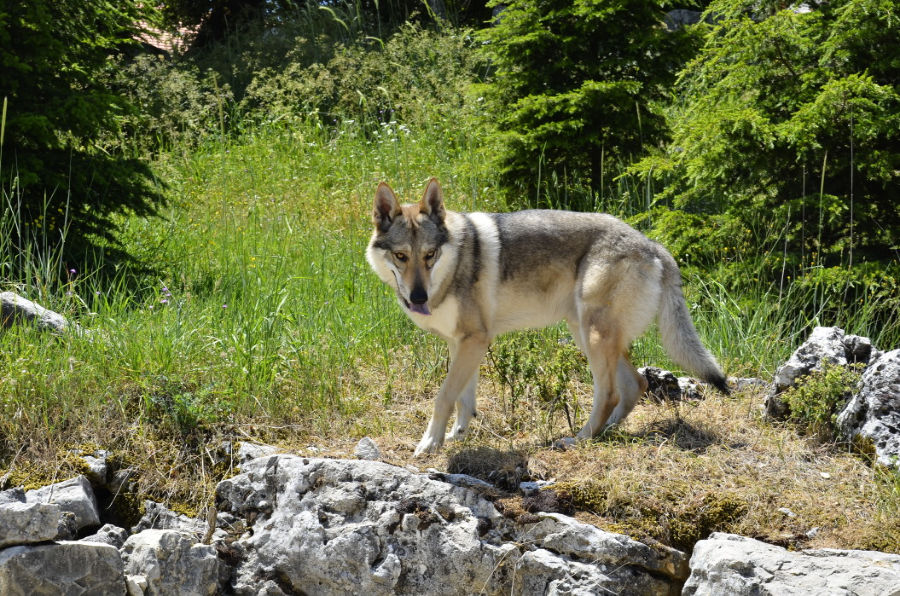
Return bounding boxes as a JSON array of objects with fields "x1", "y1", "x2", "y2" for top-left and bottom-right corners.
[{"x1": 657, "y1": 252, "x2": 730, "y2": 394}]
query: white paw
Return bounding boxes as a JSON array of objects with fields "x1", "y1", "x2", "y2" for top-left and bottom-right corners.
[
  {"x1": 413, "y1": 432, "x2": 444, "y2": 457},
  {"x1": 446, "y1": 424, "x2": 468, "y2": 441}
]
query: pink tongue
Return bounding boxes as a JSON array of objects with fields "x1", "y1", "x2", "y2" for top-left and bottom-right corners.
[{"x1": 409, "y1": 303, "x2": 431, "y2": 315}]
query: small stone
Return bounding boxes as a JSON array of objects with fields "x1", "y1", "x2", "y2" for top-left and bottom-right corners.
[
  {"x1": 126, "y1": 574, "x2": 148, "y2": 596},
  {"x1": 354, "y1": 437, "x2": 382, "y2": 460},
  {"x1": 777, "y1": 507, "x2": 796, "y2": 518}
]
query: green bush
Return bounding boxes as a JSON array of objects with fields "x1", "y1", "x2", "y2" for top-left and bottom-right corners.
[
  {"x1": 782, "y1": 362, "x2": 864, "y2": 441},
  {"x1": 240, "y1": 23, "x2": 489, "y2": 129}
]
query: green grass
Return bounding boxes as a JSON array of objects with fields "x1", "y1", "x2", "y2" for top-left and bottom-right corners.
[
  {"x1": 2, "y1": 114, "x2": 898, "y2": 552},
  {"x1": 1, "y1": 113, "x2": 891, "y2": 447}
]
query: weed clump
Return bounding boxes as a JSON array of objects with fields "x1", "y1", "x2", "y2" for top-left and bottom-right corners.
[
  {"x1": 781, "y1": 362, "x2": 864, "y2": 441},
  {"x1": 666, "y1": 493, "x2": 748, "y2": 552},
  {"x1": 554, "y1": 478, "x2": 748, "y2": 553}
]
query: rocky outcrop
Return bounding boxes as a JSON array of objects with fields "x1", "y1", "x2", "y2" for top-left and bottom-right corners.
[
  {"x1": 766, "y1": 326, "x2": 878, "y2": 418},
  {"x1": 837, "y1": 349, "x2": 900, "y2": 467},
  {"x1": 3, "y1": 451, "x2": 900, "y2": 594},
  {"x1": 766, "y1": 326, "x2": 899, "y2": 467},
  {"x1": 216, "y1": 455, "x2": 688, "y2": 595},
  {"x1": 683, "y1": 532, "x2": 900, "y2": 596}
]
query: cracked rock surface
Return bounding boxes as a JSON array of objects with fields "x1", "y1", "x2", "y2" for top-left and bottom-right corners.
[{"x1": 216, "y1": 455, "x2": 688, "y2": 595}]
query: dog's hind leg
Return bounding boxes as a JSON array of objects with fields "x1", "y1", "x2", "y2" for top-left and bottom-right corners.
[
  {"x1": 576, "y1": 312, "x2": 623, "y2": 440},
  {"x1": 415, "y1": 335, "x2": 489, "y2": 456},
  {"x1": 606, "y1": 356, "x2": 648, "y2": 427},
  {"x1": 447, "y1": 372, "x2": 478, "y2": 442}
]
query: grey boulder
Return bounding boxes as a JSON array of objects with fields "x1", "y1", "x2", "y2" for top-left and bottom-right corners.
[
  {"x1": 683, "y1": 532, "x2": 900, "y2": 596},
  {"x1": 767, "y1": 326, "x2": 876, "y2": 417},
  {"x1": 120, "y1": 529, "x2": 219, "y2": 596},
  {"x1": 837, "y1": 349, "x2": 900, "y2": 468},
  {"x1": 216, "y1": 455, "x2": 688, "y2": 595},
  {"x1": 25, "y1": 475, "x2": 100, "y2": 532},
  {"x1": 0, "y1": 291, "x2": 71, "y2": 333},
  {"x1": 0, "y1": 541, "x2": 124, "y2": 595},
  {"x1": 0, "y1": 501, "x2": 61, "y2": 548}
]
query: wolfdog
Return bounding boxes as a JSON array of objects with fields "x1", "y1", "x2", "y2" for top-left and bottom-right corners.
[{"x1": 366, "y1": 179, "x2": 729, "y2": 456}]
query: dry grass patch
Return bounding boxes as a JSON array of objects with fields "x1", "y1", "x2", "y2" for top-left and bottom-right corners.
[{"x1": 3, "y1": 371, "x2": 897, "y2": 558}]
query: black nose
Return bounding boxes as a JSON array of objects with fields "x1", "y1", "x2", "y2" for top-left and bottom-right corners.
[{"x1": 410, "y1": 287, "x2": 428, "y2": 304}]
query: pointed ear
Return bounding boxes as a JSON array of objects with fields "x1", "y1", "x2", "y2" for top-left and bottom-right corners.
[
  {"x1": 419, "y1": 178, "x2": 445, "y2": 223},
  {"x1": 373, "y1": 182, "x2": 401, "y2": 232}
]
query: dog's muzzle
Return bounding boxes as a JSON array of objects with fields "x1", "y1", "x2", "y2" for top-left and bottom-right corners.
[{"x1": 405, "y1": 287, "x2": 431, "y2": 316}]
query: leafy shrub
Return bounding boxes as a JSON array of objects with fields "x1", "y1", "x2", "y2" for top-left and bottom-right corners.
[
  {"x1": 781, "y1": 362, "x2": 864, "y2": 441},
  {"x1": 240, "y1": 23, "x2": 489, "y2": 129},
  {"x1": 109, "y1": 54, "x2": 234, "y2": 154}
]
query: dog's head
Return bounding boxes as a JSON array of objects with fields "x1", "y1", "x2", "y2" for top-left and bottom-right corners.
[{"x1": 365, "y1": 178, "x2": 450, "y2": 316}]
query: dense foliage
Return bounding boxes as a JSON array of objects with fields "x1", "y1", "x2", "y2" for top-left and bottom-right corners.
[
  {"x1": 479, "y1": 0, "x2": 700, "y2": 207},
  {"x1": 0, "y1": 0, "x2": 163, "y2": 264},
  {"x1": 633, "y1": 0, "x2": 899, "y2": 324},
  {"x1": 3, "y1": 0, "x2": 898, "y2": 331}
]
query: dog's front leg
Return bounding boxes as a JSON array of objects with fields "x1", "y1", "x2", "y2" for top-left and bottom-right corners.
[{"x1": 414, "y1": 335, "x2": 488, "y2": 456}]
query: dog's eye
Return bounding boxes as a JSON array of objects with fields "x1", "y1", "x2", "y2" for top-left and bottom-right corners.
[
  {"x1": 425, "y1": 250, "x2": 436, "y2": 260},
  {"x1": 393, "y1": 252, "x2": 408, "y2": 263}
]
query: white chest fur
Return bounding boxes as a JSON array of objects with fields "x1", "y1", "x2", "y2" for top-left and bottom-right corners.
[{"x1": 406, "y1": 295, "x2": 459, "y2": 340}]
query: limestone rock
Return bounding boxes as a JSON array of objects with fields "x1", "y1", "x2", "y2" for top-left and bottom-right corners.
[
  {"x1": 639, "y1": 367, "x2": 708, "y2": 402},
  {"x1": 235, "y1": 441, "x2": 279, "y2": 465},
  {"x1": 25, "y1": 475, "x2": 100, "y2": 532},
  {"x1": 837, "y1": 349, "x2": 900, "y2": 468},
  {"x1": 683, "y1": 532, "x2": 900, "y2": 595},
  {"x1": 130, "y1": 500, "x2": 227, "y2": 546},
  {"x1": 640, "y1": 367, "x2": 683, "y2": 402},
  {"x1": 126, "y1": 574, "x2": 148, "y2": 596},
  {"x1": 121, "y1": 529, "x2": 219, "y2": 596},
  {"x1": 0, "y1": 487, "x2": 25, "y2": 505},
  {"x1": 514, "y1": 513, "x2": 688, "y2": 594},
  {"x1": 0, "y1": 291, "x2": 71, "y2": 333},
  {"x1": 0, "y1": 502, "x2": 61, "y2": 548},
  {"x1": 216, "y1": 455, "x2": 687, "y2": 595},
  {"x1": 80, "y1": 450, "x2": 111, "y2": 485},
  {"x1": 0, "y1": 541, "x2": 125, "y2": 595}
]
